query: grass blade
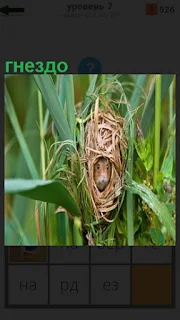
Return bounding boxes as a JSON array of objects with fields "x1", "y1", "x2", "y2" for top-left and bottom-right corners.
[
  {"x1": 5, "y1": 84, "x2": 39, "y2": 179},
  {"x1": 5, "y1": 76, "x2": 41, "y2": 246},
  {"x1": 126, "y1": 75, "x2": 148, "y2": 246},
  {"x1": 64, "y1": 75, "x2": 76, "y2": 138},
  {"x1": 56, "y1": 211, "x2": 70, "y2": 245},
  {"x1": 130, "y1": 74, "x2": 147, "y2": 109},
  {"x1": 5, "y1": 179, "x2": 81, "y2": 217},
  {"x1": 73, "y1": 217, "x2": 83, "y2": 245},
  {"x1": 125, "y1": 180, "x2": 175, "y2": 241},
  {"x1": 33, "y1": 75, "x2": 73, "y2": 141},
  {"x1": 126, "y1": 119, "x2": 135, "y2": 246},
  {"x1": 5, "y1": 218, "x2": 31, "y2": 245},
  {"x1": 38, "y1": 90, "x2": 46, "y2": 179},
  {"x1": 141, "y1": 74, "x2": 174, "y2": 137},
  {"x1": 58, "y1": 75, "x2": 66, "y2": 111},
  {"x1": 153, "y1": 75, "x2": 161, "y2": 189},
  {"x1": 81, "y1": 74, "x2": 98, "y2": 119}
]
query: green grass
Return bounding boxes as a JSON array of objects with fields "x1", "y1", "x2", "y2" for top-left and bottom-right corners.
[
  {"x1": 4, "y1": 74, "x2": 176, "y2": 246},
  {"x1": 153, "y1": 75, "x2": 161, "y2": 189}
]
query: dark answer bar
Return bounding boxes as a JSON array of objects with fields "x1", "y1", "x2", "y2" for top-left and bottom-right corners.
[{"x1": 5, "y1": 246, "x2": 175, "y2": 308}]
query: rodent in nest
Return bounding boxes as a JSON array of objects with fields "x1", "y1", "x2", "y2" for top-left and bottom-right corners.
[
  {"x1": 94, "y1": 157, "x2": 111, "y2": 192},
  {"x1": 84, "y1": 96, "x2": 128, "y2": 221}
]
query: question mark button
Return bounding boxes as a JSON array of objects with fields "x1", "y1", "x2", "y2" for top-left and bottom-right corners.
[{"x1": 78, "y1": 57, "x2": 102, "y2": 74}]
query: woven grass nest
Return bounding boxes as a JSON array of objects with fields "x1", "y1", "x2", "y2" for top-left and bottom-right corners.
[{"x1": 84, "y1": 96, "x2": 128, "y2": 222}]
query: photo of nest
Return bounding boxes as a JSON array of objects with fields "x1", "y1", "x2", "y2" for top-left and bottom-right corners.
[
  {"x1": 84, "y1": 96, "x2": 127, "y2": 222},
  {"x1": 5, "y1": 74, "x2": 176, "y2": 246}
]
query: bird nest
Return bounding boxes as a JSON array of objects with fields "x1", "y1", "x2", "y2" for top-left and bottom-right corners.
[{"x1": 84, "y1": 96, "x2": 128, "y2": 222}]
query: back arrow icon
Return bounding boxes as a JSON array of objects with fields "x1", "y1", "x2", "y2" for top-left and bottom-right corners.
[{"x1": 0, "y1": 5, "x2": 25, "y2": 15}]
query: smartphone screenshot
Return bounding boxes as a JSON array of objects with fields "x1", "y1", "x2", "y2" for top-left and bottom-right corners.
[{"x1": 1, "y1": 0, "x2": 179, "y2": 318}]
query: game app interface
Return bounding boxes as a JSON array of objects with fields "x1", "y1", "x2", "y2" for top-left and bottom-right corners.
[{"x1": 1, "y1": 0, "x2": 179, "y2": 317}]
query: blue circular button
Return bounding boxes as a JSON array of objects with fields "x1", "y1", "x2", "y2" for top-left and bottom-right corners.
[{"x1": 78, "y1": 57, "x2": 102, "y2": 74}]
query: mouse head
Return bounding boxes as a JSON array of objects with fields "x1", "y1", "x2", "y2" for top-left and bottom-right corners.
[{"x1": 95, "y1": 157, "x2": 110, "y2": 171}]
